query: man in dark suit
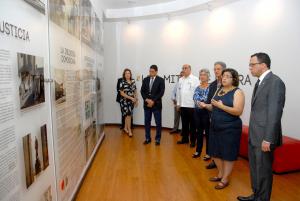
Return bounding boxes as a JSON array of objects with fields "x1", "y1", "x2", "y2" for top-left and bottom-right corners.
[
  {"x1": 116, "y1": 77, "x2": 125, "y2": 129},
  {"x1": 237, "y1": 53, "x2": 285, "y2": 201},
  {"x1": 141, "y1": 65, "x2": 165, "y2": 145},
  {"x1": 205, "y1": 61, "x2": 226, "y2": 169}
]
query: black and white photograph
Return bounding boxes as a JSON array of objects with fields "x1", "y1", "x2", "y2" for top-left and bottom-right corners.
[
  {"x1": 41, "y1": 124, "x2": 49, "y2": 170},
  {"x1": 94, "y1": 15, "x2": 104, "y2": 54},
  {"x1": 81, "y1": 0, "x2": 93, "y2": 47},
  {"x1": 23, "y1": 134, "x2": 34, "y2": 188},
  {"x1": 18, "y1": 53, "x2": 45, "y2": 110},
  {"x1": 54, "y1": 69, "x2": 66, "y2": 104},
  {"x1": 24, "y1": 0, "x2": 46, "y2": 14},
  {"x1": 49, "y1": 0, "x2": 80, "y2": 38},
  {"x1": 85, "y1": 100, "x2": 91, "y2": 120}
]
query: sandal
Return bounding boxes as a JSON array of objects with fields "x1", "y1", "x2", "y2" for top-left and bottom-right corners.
[
  {"x1": 215, "y1": 181, "x2": 229, "y2": 190},
  {"x1": 203, "y1": 155, "x2": 211, "y2": 161},
  {"x1": 209, "y1": 176, "x2": 222, "y2": 182}
]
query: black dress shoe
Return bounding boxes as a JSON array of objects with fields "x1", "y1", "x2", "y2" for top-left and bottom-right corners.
[
  {"x1": 237, "y1": 194, "x2": 255, "y2": 201},
  {"x1": 177, "y1": 140, "x2": 189, "y2": 144},
  {"x1": 169, "y1": 129, "x2": 178, "y2": 134},
  {"x1": 143, "y1": 140, "x2": 151, "y2": 145},
  {"x1": 192, "y1": 152, "x2": 200, "y2": 158},
  {"x1": 206, "y1": 161, "x2": 217, "y2": 169},
  {"x1": 155, "y1": 141, "x2": 160, "y2": 146},
  {"x1": 190, "y1": 143, "x2": 195, "y2": 148}
]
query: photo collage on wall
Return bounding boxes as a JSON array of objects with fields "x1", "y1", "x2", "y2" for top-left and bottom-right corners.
[
  {"x1": 18, "y1": 53, "x2": 45, "y2": 110},
  {"x1": 22, "y1": 124, "x2": 49, "y2": 188}
]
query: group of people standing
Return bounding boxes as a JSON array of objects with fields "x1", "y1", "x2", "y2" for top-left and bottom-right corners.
[
  {"x1": 116, "y1": 53, "x2": 286, "y2": 201},
  {"x1": 173, "y1": 61, "x2": 244, "y2": 190}
]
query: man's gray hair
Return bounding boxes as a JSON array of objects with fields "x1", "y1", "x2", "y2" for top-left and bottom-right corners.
[
  {"x1": 199, "y1": 68, "x2": 211, "y2": 80},
  {"x1": 214, "y1": 61, "x2": 227, "y2": 69}
]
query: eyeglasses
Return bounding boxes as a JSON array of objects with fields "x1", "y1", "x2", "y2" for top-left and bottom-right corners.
[
  {"x1": 249, "y1": 62, "x2": 262, "y2": 67},
  {"x1": 222, "y1": 75, "x2": 232, "y2": 79}
]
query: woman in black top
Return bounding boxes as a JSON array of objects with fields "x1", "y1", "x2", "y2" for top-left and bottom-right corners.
[{"x1": 119, "y1": 68, "x2": 138, "y2": 137}]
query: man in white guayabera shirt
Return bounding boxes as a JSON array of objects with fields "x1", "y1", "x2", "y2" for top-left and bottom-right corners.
[{"x1": 176, "y1": 64, "x2": 199, "y2": 147}]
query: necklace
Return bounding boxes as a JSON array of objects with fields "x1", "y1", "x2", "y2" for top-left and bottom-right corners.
[{"x1": 218, "y1": 86, "x2": 236, "y2": 96}]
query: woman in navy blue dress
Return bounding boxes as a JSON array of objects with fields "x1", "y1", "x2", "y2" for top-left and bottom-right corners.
[{"x1": 200, "y1": 68, "x2": 245, "y2": 190}]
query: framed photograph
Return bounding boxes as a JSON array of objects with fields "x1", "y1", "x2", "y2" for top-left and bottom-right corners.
[
  {"x1": 24, "y1": 0, "x2": 46, "y2": 14},
  {"x1": 34, "y1": 136, "x2": 42, "y2": 176},
  {"x1": 23, "y1": 134, "x2": 34, "y2": 188},
  {"x1": 54, "y1": 69, "x2": 66, "y2": 104},
  {"x1": 18, "y1": 53, "x2": 45, "y2": 110},
  {"x1": 41, "y1": 124, "x2": 49, "y2": 170}
]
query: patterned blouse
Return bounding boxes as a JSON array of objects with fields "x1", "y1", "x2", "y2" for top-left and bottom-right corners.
[{"x1": 193, "y1": 86, "x2": 209, "y2": 109}]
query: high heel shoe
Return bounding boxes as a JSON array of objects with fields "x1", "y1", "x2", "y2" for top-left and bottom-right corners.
[{"x1": 128, "y1": 132, "x2": 133, "y2": 137}]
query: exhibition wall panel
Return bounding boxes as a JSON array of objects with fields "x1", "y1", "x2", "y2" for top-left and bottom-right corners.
[
  {"x1": 0, "y1": 0, "x2": 105, "y2": 201},
  {"x1": 0, "y1": 1, "x2": 56, "y2": 201},
  {"x1": 48, "y1": 0, "x2": 105, "y2": 200}
]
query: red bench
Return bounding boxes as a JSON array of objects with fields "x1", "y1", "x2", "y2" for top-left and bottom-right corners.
[{"x1": 239, "y1": 126, "x2": 300, "y2": 174}]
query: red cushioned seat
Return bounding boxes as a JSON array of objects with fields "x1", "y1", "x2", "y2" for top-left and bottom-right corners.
[
  {"x1": 239, "y1": 126, "x2": 249, "y2": 158},
  {"x1": 239, "y1": 125, "x2": 300, "y2": 174},
  {"x1": 273, "y1": 136, "x2": 300, "y2": 173}
]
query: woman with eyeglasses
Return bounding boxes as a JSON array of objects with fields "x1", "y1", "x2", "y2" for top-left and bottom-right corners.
[
  {"x1": 192, "y1": 68, "x2": 211, "y2": 160},
  {"x1": 200, "y1": 68, "x2": 245, "y2": 190}
]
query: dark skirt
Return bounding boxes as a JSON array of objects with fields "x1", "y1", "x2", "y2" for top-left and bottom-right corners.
[{"x1": 208, "y1": 120, "x2": 242, "y2": 161}]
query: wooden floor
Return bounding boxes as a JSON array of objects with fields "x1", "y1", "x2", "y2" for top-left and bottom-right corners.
[{"x1": 75, "y1": 125, "x2": 300, "y2": 201}]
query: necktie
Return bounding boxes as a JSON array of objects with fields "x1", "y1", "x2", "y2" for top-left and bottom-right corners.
[
  {"x1": 149, "y1": 78, "x2": 154, "y2": 91},
  {"x1": 253, "y1": 79, "x2": 260, "y2": 97}
]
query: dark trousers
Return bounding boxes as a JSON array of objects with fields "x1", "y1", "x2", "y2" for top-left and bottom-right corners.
[
  {"x1": 144, "y1": 108, "x2": 162, "y2": 142},
  {"x1": 194, "y1": 109, "x2": 210, "y2": 154},
  {"x1": 180, "y1": 107, "x2": 195, "y2": 143},
  {"x1": 172, "y1": 107, "x2": 181, "y2": 130},
  {"x1": 249, "y1": 143, "x2": 274, "y2": 201}
]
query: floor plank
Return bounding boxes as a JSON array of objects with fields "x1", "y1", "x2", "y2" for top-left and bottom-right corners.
[{"x1": 75, "y1": 125, "x2": 300, "y2": 201}]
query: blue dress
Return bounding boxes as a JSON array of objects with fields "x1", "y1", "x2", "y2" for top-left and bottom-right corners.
[{"x1": 208, "y1": 87, "x2": 242, "y2": 161}]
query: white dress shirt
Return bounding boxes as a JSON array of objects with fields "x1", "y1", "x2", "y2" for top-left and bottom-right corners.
[
  {"x1": 258, "y1": 70, "x2": 271, "y2": 85},
  {"x1": 176, "y1": 74, "x2": 199, "y2": 108}
]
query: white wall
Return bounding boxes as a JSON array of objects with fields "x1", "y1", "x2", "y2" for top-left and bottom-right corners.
[{"x1": 103, "y1": 0, "x2": 300, "y2": 139}]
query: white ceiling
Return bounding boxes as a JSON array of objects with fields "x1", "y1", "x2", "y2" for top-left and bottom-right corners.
[{"x1": 102, "y1": 0, "x2": 176, "y2": 9}]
